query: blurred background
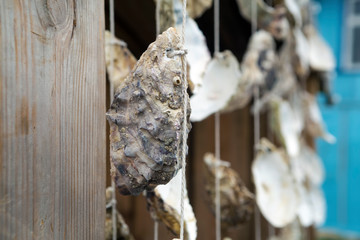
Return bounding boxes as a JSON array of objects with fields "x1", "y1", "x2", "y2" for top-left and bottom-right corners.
[{"x1": 315, "y1": 0, "x2": 360, "y2": 239}]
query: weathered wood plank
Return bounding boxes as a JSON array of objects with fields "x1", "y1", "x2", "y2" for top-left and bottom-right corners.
[{"x1": 0, "y1": 1, "x2": 106, "y2": 239}]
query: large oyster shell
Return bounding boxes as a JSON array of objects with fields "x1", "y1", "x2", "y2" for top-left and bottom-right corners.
[
  {"x1": 105, "y1": 31, "x2": 137, "y2": 91},
  {"x1": 252, "y1": 139, "x2": 299, "y2": 227},
  {"x1": 146, "y1": 169, "x2": 197, "y2": 240},
  {"x1": 204, "y1": 153, "x2": 254, "y2": 229},
  {"x1": 106, "y1": 27, "x2": 191, "y2": 195}
]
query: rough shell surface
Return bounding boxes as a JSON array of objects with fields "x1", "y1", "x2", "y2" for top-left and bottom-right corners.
[
  {"x1": 106, "y1": 27, "x2": 191, "y2": 195},
  {"x1": 105, "y1": 31, "x2": 137, "y2": 91},
  {"x1": 252, "y1": 138, "x2": 299, "y2": 227},
  {"x1": 226, "y1": 30, "x2": 277, "y2": 113},
  {"x1": 105, "y1": 187, "x2": 135, "y2": 240},
  {"x1": 204, "y1": 153, "x2": 254, "y2": 230},
  {"x1": 146, "y1": 169, "x2": 197, "y2": 240},
  {"x1": 190, "y1": 50, "x2": 242, "y2": 121}
]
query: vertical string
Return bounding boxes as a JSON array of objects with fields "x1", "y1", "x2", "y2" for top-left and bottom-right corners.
[
  {"x1": 251, "y1": 0, "x2": 261, "y2": 240},
  {"x1": 214, "y1": 0, "x2": 221, "y2": 239},
  {"x1": 154, "y1": 2, "x2": 161, "y2": 239},
  {"x1": 109, "y1": 1, "x2": 118, "y2": 240},
  {"x1": 180, "y1": 0, "x2": 188, "y2": 239}
]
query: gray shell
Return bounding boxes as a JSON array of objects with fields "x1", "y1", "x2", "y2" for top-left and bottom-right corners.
[{"x1": 106, "y1": 27, "x2": 191, "y2": 195}]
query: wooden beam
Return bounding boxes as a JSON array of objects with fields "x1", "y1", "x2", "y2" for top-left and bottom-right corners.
[{"x1": 0, "y1": 1, "x2": 106, "y2": 239}]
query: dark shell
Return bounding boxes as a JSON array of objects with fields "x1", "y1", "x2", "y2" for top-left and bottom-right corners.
[
  {"x1": 203, "y1": 153, "x2": 254, "y2": 230},
  {"x1": 106, "y1": 27, "x2": 191, "y2": 196}
]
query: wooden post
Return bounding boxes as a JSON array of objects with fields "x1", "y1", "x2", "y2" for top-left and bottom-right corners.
[{"x1": 0, "y1": 1, "x2": 106, "y2": 239}]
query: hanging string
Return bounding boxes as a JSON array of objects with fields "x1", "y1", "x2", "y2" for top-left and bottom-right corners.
[
  {"x1": 251, "y1": 0, "x2": 262, "y2": 240},
  {"x1": 213, "y1": 0, "x2": 221, "y2": 239},
  {"x1": 179, "y1": 0, "x2": 188, "y2": 239},
  {"x1": 154, "y1": 221, "x2": 159, "y2": 240},
  {"x1": 109, "y1": 1, "x2": 118, "y2": 240}
]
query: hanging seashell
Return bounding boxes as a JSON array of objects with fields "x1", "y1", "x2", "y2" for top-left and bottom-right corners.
[
  {"x1": 105, "y1": 31, "x2": 137, "y2": 91},
  {"x1": 146, "y1": 169, "x2": 197, "y2": 240},
  {"x1": 235, "y1": 0, "x2": 289, "y2": 40},
  {"x1": 302, "y1": 92, "x2": 335, "y2": 143},
  {"x1": 252, "y1": 138, "x2": 299, "y2": 227},
  {"x1": 290, "y1": 142, "x2": 325, "y2": 186},
  {"x1": 105, "y1": 187, "x2": 135, "y2": 240},
  {"x1": 292, "y1": 28, "x2": 310, "y2": 79},
  {"x1": 174, "y1": 0, "x2": 211, "y2": 93},
  {"x1": 186, "y1": 0, "x2": 213, "y2": 19},
  {"x1": 106, "y1": 27, "x2": 191, "y2": 195},
  {"x1": 270, "y1": 98, "x2": 302, "y2": 157},
  {"x1": 224, "y1": 30, "x2": 277, "y2": 113},
  {"x1": 304, "y1": 24, "x2": 335, "y2": 72},
  {"x1": 155, "y1": 0, "x2": 176, "y2": 34},
  {"x1": 203, "y1": 153, "x2": 255, "y2": 229},
  {"x1": 190, "y1": 51, "x2": 242, "y2": 122},
  {"x1": 296, "y1": 182, "x2": 326, "y2": 227},
  {"x1": 268, "y1": 220, "x2": 302, "y2": 240}
]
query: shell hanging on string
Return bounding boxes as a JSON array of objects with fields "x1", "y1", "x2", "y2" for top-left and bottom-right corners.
[
  {"x1": 146, "y1": 169, "x2": 197, "y2": 240},
  {"x1": 269, "y1": 98, "x2": 302, "y2": 157},
  {"x1": 155, "y1": 0, "x2": 176, "y2": 34},
  {"x1": 225, "y1": 30, "x2": 277, "y2": 113},
  {"x1": 105, "y1": 31, "x2": 137, "y2": 91},
  {"x1": 235, "y1": 0, "x2": 289, "y2": 40},
  {"x1": 252, "y1": 138, "x2": 299, "y2": 227},
  {"x1": 186, "y1": 0, "x2": 213, "y2": 19},
  {"x1": 203, "y1": 153, "x2": 254, "y2": 230},
  {"x1": 268, "y1": 220, "x2": 302, "y2": 240},
  {"x1": 173, "y1": 0, "x2": 211, "y2": 93},
  {"x1": 302, "y1": 92, "x2": 335, "y2": 143},
  {"x1": 105, "y1": 187, "x2": 135, "y2": 240},
  {"x1": 190, "y1": 50, "x2": 242, "y2": 121},
  {"x1": 106, "y1": 27, "x2": 191, "y2": 195}
]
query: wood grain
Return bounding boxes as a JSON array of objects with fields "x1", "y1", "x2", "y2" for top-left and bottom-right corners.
[{"x1": 0, "y1": 1, "x2": 106, "y2": 239}]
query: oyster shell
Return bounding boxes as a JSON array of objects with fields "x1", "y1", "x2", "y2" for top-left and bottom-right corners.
[
  {"x1": 186, "y1": 0, "x2": 213, "y2": 19},
  {"x1": 106, "y1": 27, "x2": 191, "y2": 195},
  {"x1": 270, "y1": 98, "x2": 302, "y2": 157},
  {"x1": 105, "y1": 31, "x2": 137, "y2": 91},
  {"x1": 190, "y1": 51, "x2": 242, "y2": 121},
  {"x1": 224, "y1": 30, "x2": 277, "y2": 113},
  {"x1": 146, "y1": 169, "x2": 197, "y2": 240},
  {"x1": 203, "y1": 153, "x2": 254, "y2": 229},
  {"x1": 174, "y1": 0, "x2": 211, "y2": 93},
  {"x1": 235, "y1": 0, "x2": 289, "y2": 39},
  {"x1": 303, "y1": 93, "x2": 335, "y2": 143},
  {"x1": 155, "y1": 0, "x2": 176, "y2": 34},
  {"x1": 252, "y1": 139, "x2": 299, "y2": 227},
  {"x1": 105, "y1": 187, "x2": 135, "y2": 240}
]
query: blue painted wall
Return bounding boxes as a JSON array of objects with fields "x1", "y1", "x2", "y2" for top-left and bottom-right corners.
[{"x1": 316, "y1": 0, "x2": 360, "y2": 235}]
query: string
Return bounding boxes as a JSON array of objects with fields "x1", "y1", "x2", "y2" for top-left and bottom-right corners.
[
  {"x1": 109, "y1": 1, "x2": 118, "y2": 240},
  {"x1": 213, "y1": 0, "x2": 221, "y2": 239},
  {"x1": 154, "y1": 221, "x2": 159, "y2": 240},
  {"x1": 156, "y1": 0, "x2": 161, "y2": 36},
  {"x1": 251, "y1": 0, "x2": 262, "y2": 240},
  {"x1": 179, "y1": 0, "x2": 188, "y2": 239}
]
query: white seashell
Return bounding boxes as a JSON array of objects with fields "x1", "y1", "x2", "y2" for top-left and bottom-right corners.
[
  {"x1": 147, "y1": 169, "x2": 197, "y2": 240},
  {"x1": 174, "y1": 0, "x2": 211, "y2": 93},
  {"x1": 303, "y1": 93, "x2": 336, "y2": 143},
  {"x1": 304, "y1": 25, "x2": 335, "y2": 71},
  {"x1": 190, "y1": 51, "x2": 242, "y2": 121},
  {"x1": 252, "y1": 139, "x2": 299, "y2": 227},
  {"x1": 296, "y1": 183, "x2": 326, "y2": 227},
  {"x1": 270, "y1": 99, "x2": 302, "y2": 157}
]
